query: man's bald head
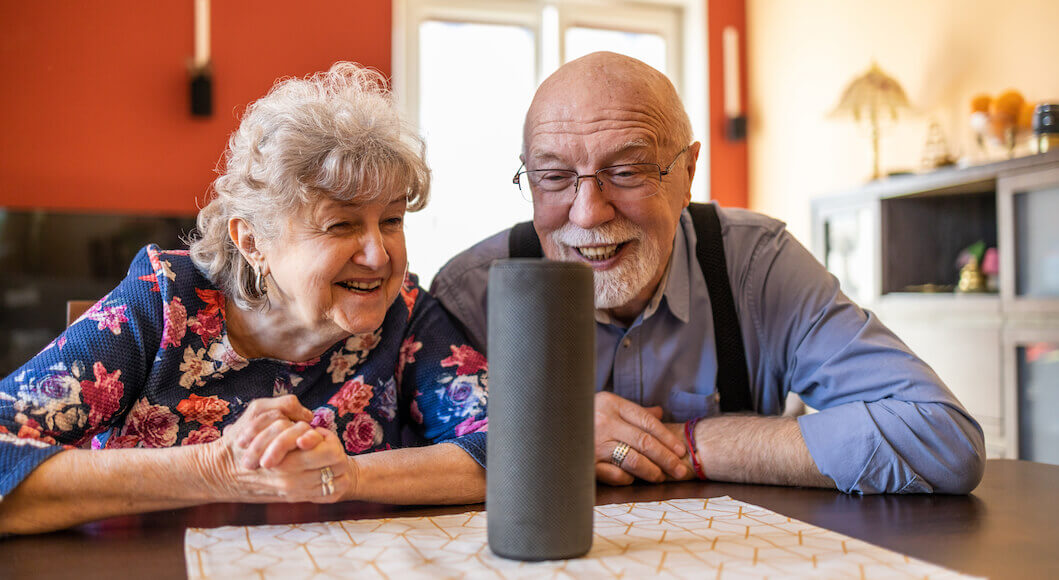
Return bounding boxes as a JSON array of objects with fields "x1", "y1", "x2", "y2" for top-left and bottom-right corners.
[
  {"x1": 523, "y1": 52, "x2": 692, "y2": 155},
  {"x1": 518, "y1": 52, "x2": 700, "y2": 322}
]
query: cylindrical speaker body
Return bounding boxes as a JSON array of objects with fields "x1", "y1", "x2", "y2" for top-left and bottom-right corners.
[{"x1": 487, "y1": 259, "x2": 596, "y2": 561}]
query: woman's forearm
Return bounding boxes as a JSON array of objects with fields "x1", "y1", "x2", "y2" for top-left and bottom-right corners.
[
  {"x1": 347, "y1": 443, "x2": 485, "y2": 505},
  {"x1": 0, "y1": 444, "x2": 224, "y2": 535},
  {"x1": 0, "y1": 440, "x2": 486, "y2": 534}
]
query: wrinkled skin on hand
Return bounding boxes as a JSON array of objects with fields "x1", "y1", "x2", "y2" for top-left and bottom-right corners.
[
  {"x1": 206, "y1": 394, "x2": 354, "y2": 503},
  {"x1": 593, "y1": 391, "x2": 693, "y2": 485}
]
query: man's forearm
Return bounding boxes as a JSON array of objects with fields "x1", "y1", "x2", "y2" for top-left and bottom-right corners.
[{"x1": 691, "y1": 415, "x2": 835, "y2": 488}]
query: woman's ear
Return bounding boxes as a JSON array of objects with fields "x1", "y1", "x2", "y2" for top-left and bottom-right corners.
[{"x1": 228, "y1": 218, "x2": 264, "y2": 270}]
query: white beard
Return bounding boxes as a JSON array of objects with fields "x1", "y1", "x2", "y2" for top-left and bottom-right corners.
[{"x1": 547, "y1": 218, "x2": 664, "y2": 309}]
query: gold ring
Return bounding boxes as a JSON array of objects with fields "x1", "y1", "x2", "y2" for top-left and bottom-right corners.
[
  {"x1": 320, "y1": 466, "x2": 335, "y2": 496},
  {"x1": 610, "y1": 442, "x2": 631, "y2": 467}
]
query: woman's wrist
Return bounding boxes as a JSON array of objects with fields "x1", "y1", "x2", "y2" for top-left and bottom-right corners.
[
  {"x1": 341, "y1": 455, "x2": 362, "y2": 502},
  {"x1": 191, "y1": 439, "x2": 238, "y2": 502}
]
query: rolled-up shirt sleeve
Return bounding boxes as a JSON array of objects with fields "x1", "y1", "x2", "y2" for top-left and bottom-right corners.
[{"x1": 747, "y1": 228, "x2": 985, "y2": 494}]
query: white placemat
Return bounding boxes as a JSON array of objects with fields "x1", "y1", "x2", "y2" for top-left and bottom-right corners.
[{"x1": 185, "y1": 496, "x2": 975, "y2": 579}]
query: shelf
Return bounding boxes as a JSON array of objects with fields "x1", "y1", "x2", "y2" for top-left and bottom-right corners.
[
  {"x1": 814, "y1": 152, "x2": 1059, "y2": 461},
  {"x1": 880, "y1": 190, "x2": 997, "y2": 295},
  {"x1": 818, "y1": 150, "x2": 1059, "y2": 202},
  {"x1": 881, "y1": 292, "x2": 999, "y2": 301},
  {"x1": 877, "y1": 292, "x2": 1002, "y2": 318}
]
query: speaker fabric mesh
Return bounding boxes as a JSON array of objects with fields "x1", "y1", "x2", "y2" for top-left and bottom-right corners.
[{"x1": 486, "y1": 259, "x2": 596, "y2": 561}]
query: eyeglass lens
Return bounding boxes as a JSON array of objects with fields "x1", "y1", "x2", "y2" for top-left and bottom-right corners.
[
  {"x1": 514, "y1": 146, "x2": 688, "y2": 205},
  {"x1": 517, "y1": 164, "x2": 662, "y2": 203}
]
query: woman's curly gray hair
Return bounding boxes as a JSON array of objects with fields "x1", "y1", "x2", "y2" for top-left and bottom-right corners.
[{"x1": 188, "y1": 62, "x2": 430, "y2": 309}]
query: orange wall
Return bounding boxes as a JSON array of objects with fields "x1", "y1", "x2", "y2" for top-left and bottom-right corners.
[
  {"x1": 708, "y1": 0, "x2": 748, "y2": 208},
  {"x1": 0, "y1": 0, "x2": 392, "y2": 216}
]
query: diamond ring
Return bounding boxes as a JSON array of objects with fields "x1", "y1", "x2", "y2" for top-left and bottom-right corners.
[{"x1": 610, "y1": 442, "x2": 631, "y2": 467}]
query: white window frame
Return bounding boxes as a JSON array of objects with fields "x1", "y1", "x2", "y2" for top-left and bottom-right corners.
[
  {"x1": 393, "y1": 0, "x2": 709, "y2": 202},
  {"x1": 558, "y1": 2, "x2": 683, "y2": 92}
]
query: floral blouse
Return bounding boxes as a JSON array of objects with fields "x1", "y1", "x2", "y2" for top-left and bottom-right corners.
[{"x1": 0, "y1": 245, "x2": 488, "y2": 500}]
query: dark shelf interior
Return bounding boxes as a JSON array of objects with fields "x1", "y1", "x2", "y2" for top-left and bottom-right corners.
[{"x1": 880, "y1": 191, "x2": 997, "y2": 294}]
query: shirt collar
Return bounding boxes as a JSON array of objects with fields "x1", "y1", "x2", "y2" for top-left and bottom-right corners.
[{"x1": 594, "y1": 210, "x2": 693, "y2": 326}]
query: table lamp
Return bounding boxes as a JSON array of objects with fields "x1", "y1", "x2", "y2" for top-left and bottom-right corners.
[{"x1": 831, "y1": 62, "x2": 911, "y2": 180}]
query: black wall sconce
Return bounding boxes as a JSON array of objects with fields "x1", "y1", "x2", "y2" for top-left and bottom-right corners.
[
  {"x1": 189, "y1": 0, "x2": 212, "y2": 117},
  {"x1": 723, "y1": 26, "x2": 747, "y2": 141},
  {"x1": 190, "y1": 64, "x2": 212, "y2": 117}
]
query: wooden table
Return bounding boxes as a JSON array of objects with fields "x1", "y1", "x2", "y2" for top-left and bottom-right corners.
[{"x1": 3, "y1": 459, "x2": 1056, "y2": 579}]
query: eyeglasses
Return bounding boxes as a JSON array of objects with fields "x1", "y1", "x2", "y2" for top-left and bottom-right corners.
[{"x1": 512, "y1": 146, "x2": 690, "y2": 205}]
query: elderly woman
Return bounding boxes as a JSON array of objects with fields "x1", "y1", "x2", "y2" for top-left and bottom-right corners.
[{"x1": 0, "y1": 63, "x2": 488, "y2": 534}]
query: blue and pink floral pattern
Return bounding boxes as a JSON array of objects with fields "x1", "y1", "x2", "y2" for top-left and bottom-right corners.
[{"x1": 0, "y1": 245, "x2": 488, "y2": 499}]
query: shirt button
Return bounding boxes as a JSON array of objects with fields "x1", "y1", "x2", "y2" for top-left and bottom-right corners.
[{"x1": 622, "y1": 338, "x2": 632, "y2": 348}]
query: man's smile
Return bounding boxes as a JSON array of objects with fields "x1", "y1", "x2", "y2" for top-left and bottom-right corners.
[{"x1": 574, "y1": 242, "x2": 626, "y2": 261}]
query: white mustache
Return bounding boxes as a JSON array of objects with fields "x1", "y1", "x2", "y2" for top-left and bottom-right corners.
[{"x1": 550, "y1": 219, "x2": 641, "y2": 247}]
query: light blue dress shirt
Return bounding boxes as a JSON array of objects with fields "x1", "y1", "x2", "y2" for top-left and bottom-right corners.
[{"x1": 431, "y1": 205, "x2": 985, "y2": 494}]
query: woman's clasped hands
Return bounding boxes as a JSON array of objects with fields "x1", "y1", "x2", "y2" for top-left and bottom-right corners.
[{"x1": 208, "y1": 395, "x2": 354, "y2": 504}]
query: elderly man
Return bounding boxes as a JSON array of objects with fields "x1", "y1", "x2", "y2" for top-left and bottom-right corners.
[{"x1": 431, "y1": 52, "x2": 984, "y2": 494}]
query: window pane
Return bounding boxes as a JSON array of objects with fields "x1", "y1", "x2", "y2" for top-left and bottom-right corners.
[
  {"x1": 409, "y1": 20, "x2": 537, "y2": 287},
  {"x1": 564, "y1": 27, "x2": 666, "y2": 74}
]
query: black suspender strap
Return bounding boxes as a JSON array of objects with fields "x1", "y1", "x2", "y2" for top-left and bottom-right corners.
[
  {"x1": 506, "y1": 202, "x2": 752, "y2": 412},
  {"x1": 686, "y1": 202, "x2": 752, "y2": 412},
  {"x1": 508, "y1": 220, "x2": 543, "y2": 258}
]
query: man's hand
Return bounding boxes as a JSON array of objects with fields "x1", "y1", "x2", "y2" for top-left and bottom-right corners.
[{"x1": 593, "y1": 392, "x2": 692, "y2": 485}]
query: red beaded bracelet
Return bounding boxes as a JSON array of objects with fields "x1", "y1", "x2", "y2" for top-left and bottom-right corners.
[{"x1": 683, "y1": 416, "x2": 708, "y2": 480}]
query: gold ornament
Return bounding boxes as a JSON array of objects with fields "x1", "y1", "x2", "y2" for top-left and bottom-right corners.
[{"x1": 956, "y1": 256, "x2": 986, "y2": 293}]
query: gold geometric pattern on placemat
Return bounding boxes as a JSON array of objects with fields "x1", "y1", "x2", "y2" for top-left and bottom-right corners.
[{"x1": 185, "y1": 496, "x2": 976, "y2": 579}]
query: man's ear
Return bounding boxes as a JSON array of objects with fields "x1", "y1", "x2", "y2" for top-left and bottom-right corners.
[
  {"x1": 681, "y1": 141, "x2": 703, "y2": 207},
  {"x1": 228, "y1": 218, "x2": 266, "y2": 272},
  {"x1": 685, "y1": 141, "x2": 702, "y2": 181}
]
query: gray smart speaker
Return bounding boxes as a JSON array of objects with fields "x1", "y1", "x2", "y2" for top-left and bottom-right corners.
[{"x1": 486, "y1": 259, "x2": 596, "y2": 561}]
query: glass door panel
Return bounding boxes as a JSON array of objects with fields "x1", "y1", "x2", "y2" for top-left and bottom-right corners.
[
  {"x1": 823, "y1": 206, "x2": 876, "y2": 305},
  {"x1": 1017, "y1": 342, "x2": 1059, "y2": 465},
  {"x1": 1014, "y1": 186, "x2": 1059, "y2": 297}
]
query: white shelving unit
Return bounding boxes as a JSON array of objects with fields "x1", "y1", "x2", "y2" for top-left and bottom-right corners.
[{"x1": 812, "y1": 151, "x2": 1059, "y2": 459}]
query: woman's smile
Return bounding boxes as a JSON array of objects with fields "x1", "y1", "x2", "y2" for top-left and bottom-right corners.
[{"x1": 336, "y1": 278, "x2": 385, "y2": 293}]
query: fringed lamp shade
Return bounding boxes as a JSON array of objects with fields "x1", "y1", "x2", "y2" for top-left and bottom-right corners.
[{"x1": 831, "y1": 63, "x2": 911, "y2": 179}]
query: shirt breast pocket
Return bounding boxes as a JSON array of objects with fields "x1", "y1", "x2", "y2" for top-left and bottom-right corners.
[{"x1": 667, "y1": 389, "x2": 721, "y2": 422}]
